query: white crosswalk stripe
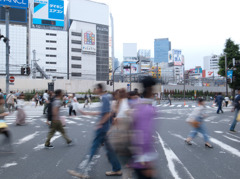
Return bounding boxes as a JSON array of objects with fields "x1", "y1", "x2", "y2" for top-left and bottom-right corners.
[
  {"x1": 184, "y1": 105, "x2": 189, "y2": 107},
  {"x1": 177, "y1": 105, "x2": 182, "y2": 107}
]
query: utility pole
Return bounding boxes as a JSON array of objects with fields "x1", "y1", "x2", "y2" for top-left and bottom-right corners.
[
  {"x1": 32, "y1": 50, "x2": 37, "y2": 79},
  {"x1": 5, "y1": 6, "x2": 10, "y2": 94},
  {"x1": 130, "y1": 63, "x2": 132, "y2": 91},
  {"x1": 225, "y1": 54, "x2": 228, "y2": 96},
  {"x1": 183, "y1": 64, "x2": 186, "y2": 99}
]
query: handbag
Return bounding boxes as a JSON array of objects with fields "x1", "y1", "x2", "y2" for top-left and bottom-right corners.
[
  {"x1": 0, "y1": 120, "x2": 8, "y2": 128},
  {"x1": 237, "y1": 112, "x2": 240, "y2": 122}
]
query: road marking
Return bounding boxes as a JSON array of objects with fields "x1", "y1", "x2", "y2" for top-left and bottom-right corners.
[
  {"x1": 184, "y1": 105, "x2": 189, "y2": 107},
  {"x1": 206, "y1": 106, "x2": 211, "y2": 108},
  {"x1": 163, "y1": 104, "x2": 168, "y2": 107},
  {"x1": 14, "y1": 132, "x2": 39, "y2": 145},
  {"x1": 226, "y1": 132, "x2": 240, "y2": 140},
  {"x1": 223, "y1": 135, "x2": 240, "y2": 143},
  {"x1": 192, "y1": 105, "x2": 196, "y2": 108},
  {"x1": 177, "y1": 105, "x2": 182, "y2": 107},
  {"x1": 156, "y1": 131, "x2": 195, "y2": 179},
  {"x1": 214, "y1": 131, "x2": 223, "y2": 134},
  {"x1": 169, "y1": 132, "x2": 197, "y2": 145},
  {"x1": 170, "y1": 105, "x2": 175, "y2": 107},
  {"x1": 1, "y1": 162, "x2": 17, "y2": 168},
  {"x1": 210, "y1": 137, "x2": 240, "y2": 157},
  {"x1": 33, "y1": 134, "x2": 61, "y2": 151}
]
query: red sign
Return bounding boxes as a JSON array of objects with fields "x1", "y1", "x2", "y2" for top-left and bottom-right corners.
[{"x1": 9, "y1": 76, "x2": 15, "y2": 83}]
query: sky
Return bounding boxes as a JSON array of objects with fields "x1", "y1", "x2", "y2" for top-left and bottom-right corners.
[{"x1": 66, "y1": 0, "x2": 240, "y2": 70}]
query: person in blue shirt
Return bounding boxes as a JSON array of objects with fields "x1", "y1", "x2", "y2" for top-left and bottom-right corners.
[
  {"x1": 68, "y1": 83, "x2": 122, "y2": 178},
  {"x1": 230, "y1": 90, "x2": 240, "y2": 132},
  {"x1": 215, "y1": 93, "x2": 224, "y2": 114}
]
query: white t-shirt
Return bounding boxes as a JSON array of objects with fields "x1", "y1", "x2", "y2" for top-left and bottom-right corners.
[{"x1": 116, "y1": 98, "x2": 130, "y2": 119}]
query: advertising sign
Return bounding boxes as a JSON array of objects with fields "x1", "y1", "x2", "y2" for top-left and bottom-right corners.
[
  {"x1": 168, "y1": 50, "x2": 173, "y2": 63},
  {"x1": 33, "y1": 0, "x2": 64, "y2": 27},
  {"x1": 82, "y1": 27, "x2": 96, "y2": 53},
  {"x1": 173, "y1": 49, "x2": 182, "y2": 66},
  {"x1": 205, "y1": 70, "x2": 220, "y2": 78},
  {"x1": 0, "y1": 0, "x2": 28, "y2": 8},
  {"x1": 227, "y1": 70, "x2": 233, "y2": 83},
  {"x1": 0, "y1": 6, "x2": 27, "y2": 23},
  {"x1": 123, "y1": 62, "x2": 138, "y2": 75}
]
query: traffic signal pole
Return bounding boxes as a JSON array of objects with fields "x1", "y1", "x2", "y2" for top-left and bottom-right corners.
[
  {"x1": 5, "y1": 6, "x2": 10, "y2": 94},
  {"x1": 225, "y1": 54, "x2": 228, "y2": 96}
]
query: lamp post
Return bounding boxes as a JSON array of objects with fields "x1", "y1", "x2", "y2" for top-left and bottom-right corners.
[{"x1": 113, "y1": 66, "x2": 121, "y2": 92}]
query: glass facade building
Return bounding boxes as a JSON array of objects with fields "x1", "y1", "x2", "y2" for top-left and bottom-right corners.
[{"x1": 154, "y1": 38, "x2": 171, "y2": 63}]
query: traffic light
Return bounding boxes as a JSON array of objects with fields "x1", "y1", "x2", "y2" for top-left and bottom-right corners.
[
  {"x1": 21, "y1": 67, "x2": 25, "y2": 75},
  {"x1": 26, "y1": 67, "x2": 31, "y2": 75}
]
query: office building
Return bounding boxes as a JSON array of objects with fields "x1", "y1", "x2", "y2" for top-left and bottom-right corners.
[
  {"x1": 204, "y1": 55, "x2": 220, "y2": 70},
  {"x1": 154, "y1": 38, "x2": 171, "y2": 63},
  {"x1": 0, "y1": 5, "x2": 28, "y2": 76},
  {"x1": 67, "y1": 0, "x2": 109, "y2": 81}
]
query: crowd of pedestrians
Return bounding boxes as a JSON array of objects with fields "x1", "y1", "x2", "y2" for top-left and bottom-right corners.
[{"x1": 1, "y1": 78, "x2": 240, "y2": 178}]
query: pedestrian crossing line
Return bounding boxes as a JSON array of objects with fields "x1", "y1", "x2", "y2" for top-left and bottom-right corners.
[
  {"x1": 170, "y1": 105, "x2": 175, "y2": 107},
  {"x1": 177, "y1": 105, "x2": 182, "y2": 107},
  {"x1": 192, "y1": 105, "x2": 196, "y2": 108},
  {"x1": 156, "y1": 131, "x2": 195, "y2": 179},
  {"x1": 226, "y1": 132, "x2": 240, "y2": 140},
  {"x1": 33, "y1": 134, "x2": 61, "y2": 151},
  {"x1": 184, "y1": 105, "x2": 189, "y2": 107},
  {"x1": 210, "y1": 137, "x2": 240, "y2": 157},
  {"x1": 223, "y1": 135, "x2": 240, "y2": 143},
  {"x1": 163, "y1": 104, "x2": 168, "y2": 107},
  {"x1": 14, "y1": 132, "x2": 39, "y2": 145},
  {"x1": 206, "y1": 106, "x2": 211, "y2": 108}
]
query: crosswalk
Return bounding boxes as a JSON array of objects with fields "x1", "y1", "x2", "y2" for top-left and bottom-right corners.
[{"x1": 157, "y1": 104, "x2": 232, "y2": 109}]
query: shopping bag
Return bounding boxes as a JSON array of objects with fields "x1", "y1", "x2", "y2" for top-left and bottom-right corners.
[
  {"x1": 237, "y1": 112, "x2": 240, "y2": 122},
  {"x1": 186, "y1": 118, "x2": 200, "y2": 128},
  {"x1": 0, "y1": 120, "x2": 8, "y2": 128},
  {"x1": 60, "y1": 116, "x2": 66, "y2": 126}
]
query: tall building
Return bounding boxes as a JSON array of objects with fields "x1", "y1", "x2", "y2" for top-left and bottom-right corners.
[
  {"x1": 123, "y1": 43, "x2": 137, "y2": 61},
  {"x1": 0, "y1": 5, "x2": 28, "y2": 76},
  {"x1": 204, "y1": 55, "x2": 220, "y2": 70},
  {"x1": 67, "y1": 0, "x2": 109, "y2": 81},
  {"x1": 154, "y1": 38, "x2": 171, "y2": 63},
  {"x1": 30, "y1": 0, "x2": 67, "y2": 79}
]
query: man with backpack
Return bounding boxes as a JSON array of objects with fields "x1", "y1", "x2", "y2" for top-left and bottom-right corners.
[
  {"x1": 44, "y1": 89, "x2": 72, "y2": 149},
  {"x1": 230, "y1": 90, "x2": 240, "y2": 132}
]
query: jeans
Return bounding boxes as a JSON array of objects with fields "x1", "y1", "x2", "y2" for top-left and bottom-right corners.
[
  {"x1": 89, "y1": 130, "x2": 121, "y2": 172},
  {"x1": 188, "y1": 123, "x2": 209, "y2": 142},
  {"x1": 69, "y1": 105, "x2": 76, "y2": 116},
  {"x1": 230, "y1": 109, "x2": 239, "y2": 131},
  {"x1": 43, "y1": 103, "x2": 48, "y2": 114},
  {"x1": 217, "y1": 103, "x2": 223, "y2": 113}
]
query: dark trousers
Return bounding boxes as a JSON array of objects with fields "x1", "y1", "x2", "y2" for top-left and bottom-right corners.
[
  {"x1": 217, "y1": 103, "x2": 223, "y2": 113},
  {"x1": 89, "y1": 130, "x2": 121, "y2": 172},
  {"x1": 135, "y1": 169, "x2": 154, "y2": 179},
  {"x1": 45, "y1": 120, "x2": 71, "y2": 146},
  {"x1": 43, "y1": 103, "x2": 48, "y2": 114},
  {"x1": 0, "y1": 129, "x2": 11, "y2": 145},
  {"x1": 225, "y1": 101, "x2": 229, "y2": 107},
  {"x1": 69, "y1": 105, "x2": 76, "y2": 116}
]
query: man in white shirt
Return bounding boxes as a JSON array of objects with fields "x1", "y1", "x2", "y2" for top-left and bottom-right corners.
[{"x1": 43, "y1": 90, "x2": 49, "y2": 114}]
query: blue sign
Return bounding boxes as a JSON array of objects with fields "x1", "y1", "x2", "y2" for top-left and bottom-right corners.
[
  {"x1": 227, "y1": 70, "x2": 233, "y2": 78},
  {"x1": 48, "y1": 0, "x2": 64, "y2": 20},
  {"x1": 0, "y1": 0, "x2": 28, "y2": 8}
]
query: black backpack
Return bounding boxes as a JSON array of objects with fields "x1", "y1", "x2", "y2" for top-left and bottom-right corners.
[{"x1": 47, "y1": 97, "x2": 55, "y2": 121}]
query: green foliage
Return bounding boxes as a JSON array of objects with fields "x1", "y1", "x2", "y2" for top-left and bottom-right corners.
[{"x1": 218, "y1": 38, "x2": 240, "y2": 89}]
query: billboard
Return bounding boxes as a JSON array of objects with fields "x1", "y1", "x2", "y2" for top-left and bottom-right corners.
[
  {"x1": 82, "y1": 28, "x2": 96, "y2": 53},
  {"x1": 173, "y1": 49, "x2": 182, "y2": 66},
  {"x1": 33, "y1": 0, "x2": 64, "y2": 27},
  {"x1": 205, "y1": 70, "x2": 220, "y2": 78},
  {"x1": 123, "y1": 62, "x2": 138, "y2": 74},
  {"x1": 0, "y1": 0, "x2": 28, "y2": 8},
  {"x1": 168, "y1": 50, "x2": 173, "y2": 63},
  {"x1": 0, "y1": 6, "x2": 27, "y2": 23}
]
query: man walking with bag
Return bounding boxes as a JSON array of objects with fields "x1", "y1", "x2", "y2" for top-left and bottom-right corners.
[
  {"x1": 230, "y1": 90, "x2": 240, "y2": 132},
  {"x1": 6, "y1": 91, "x2": 15, "y2": 113},
  {"x1": 68, "y1": 83, "x2": 122, "y2": 178},
  {"x1": 44, "y1": 89, "x2": 72, "y2": 148}
]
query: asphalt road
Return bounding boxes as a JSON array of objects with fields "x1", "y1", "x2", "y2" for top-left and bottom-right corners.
[{"x1": 0, "y1": 101, "x2": 240, "y2": 179}]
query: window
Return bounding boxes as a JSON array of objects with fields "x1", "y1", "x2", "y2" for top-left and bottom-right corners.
[
  {"x1": 46, "y1": 47, "x2": 57, "y2": 50},
  {"x1": 71, "y1": 40, "x2": 82, "y2": 44},
  {"x1": 72, "y1": 64, "x2": 82, "y2": 69},
  {"x1": 71, "y1": 56, "x2": 81, "y2": 61},
  {"x1": 46, "y1": 55, "x2": 57, "y2": 57},
  {"x1": 71, "y1": 48, "x2": 82, "y2": 52},
  {"x1": 71, "y1": 32, "x2": 81, "y2": 36},
  {"x1": 46, "y1": 33, "x2": 57, "y2": 36},
  {"x1": 71, "y1": 73, "x2": 82, "y2": 77},
  {"x1": 46, "y1": 40, "x2": 57, "y2": 43},
  {"x1": 46, "y1": 62, "x2": 57, "y2": 64},
  {"x1": 46, "y1": 69, "x2": 57, "y2": 72}
]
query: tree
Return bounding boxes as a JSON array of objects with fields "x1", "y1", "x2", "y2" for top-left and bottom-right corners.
[{"x1": 218, "y1": 38, "x2": 240, "y2": 93}]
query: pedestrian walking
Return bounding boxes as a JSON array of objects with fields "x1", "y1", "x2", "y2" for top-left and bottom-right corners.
[
  {"x1": 168, "y1": 93, "x2": 172, "y2": 105},
  {"x1": 43, "y1": 90, "x2": 49, "y2": 114},
  {"x1": 69, "y1": 94, "x2": 77, "y2": 116},
  {"x1": 215, "y1": 93, "x2": 224, "y2": 114},
  {"x1": 16, "y1": 94, "x2": 26, "y2": 126},
  {"x1": 224, "y1": 96, "x2": 230, "y2": 107},
  {"x1": 130, "y1": 77, "x2": 158, "y2": 179},
  {"x1": 6, "y1": 91, "x2": 15, "y2": 113},
  {"x1": 89, "y1": 93, "x2": 92, "y2": 105},
  {"x1": 185, "y1": 98, "x2": 213, "y2": 148},
  {"x1": 44, "y1": 89, "x2": 72, "y2": 149},
  {"x1": 0, "y1": 95, "x2": 12, "y2": 152},
  {"x1": 68, "y1": 83, "x2": 122, "y2": 178},
  {"x1": 83, "y1": 94, "x2": 89, "y2": 108},
  {"x1": 34, "y1": 93, "x2": 39, "y2": 107},
  {"x1": 230, "y1": 90, "x2": 240, "y2": 132}
]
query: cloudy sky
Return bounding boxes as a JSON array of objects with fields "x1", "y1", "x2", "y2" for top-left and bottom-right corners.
[{"x1": 67, "y1": 0, "x2": 240, "y2": 69}]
